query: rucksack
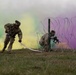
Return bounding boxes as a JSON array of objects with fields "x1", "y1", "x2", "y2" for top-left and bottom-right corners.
[{"x1": 4, "y1": 23, "x2": 13, "y2": 33}]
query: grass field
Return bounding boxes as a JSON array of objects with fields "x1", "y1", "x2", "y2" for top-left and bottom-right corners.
[{"x1": 0, "y1": 49, "x2": 76, "y2": 75}]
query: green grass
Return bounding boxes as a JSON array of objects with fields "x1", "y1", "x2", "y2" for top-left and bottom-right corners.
[{"x1": 0, "y1": 49, "x2": 76, "y2": 75}]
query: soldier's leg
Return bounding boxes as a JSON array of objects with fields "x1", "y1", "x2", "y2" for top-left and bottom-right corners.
[
  {"x1": 8, "y1": 37, "x2": 15, "y2": 53},
  {"x1": 1, "y1": 36, "x2": 10, "y2": 52},
  {"x1": 44, "y1": 45, "x2": 49, "y2": 52}
]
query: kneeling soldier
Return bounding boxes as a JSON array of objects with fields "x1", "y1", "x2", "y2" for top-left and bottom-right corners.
[{"x1": 39, "y1": 30, "x2": 59, "y2": 52}]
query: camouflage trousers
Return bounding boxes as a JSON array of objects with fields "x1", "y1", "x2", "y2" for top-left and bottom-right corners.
[
  {"x1": 2, "y1": 35, "x2": 15, "y2": 52},
  {"x1": 42, "y1": 45, "x2": 49, "y2": 52},
  {"x1": 43, "y1": 45, "x2": 53, "y2": 52}
]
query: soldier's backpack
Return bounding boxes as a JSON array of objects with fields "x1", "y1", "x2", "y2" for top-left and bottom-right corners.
[
  {"x1": 4, "y1": 23, "x2": 13, "y2": 33},
  {"x1": 4, "y1": 23, "x2": 20, "y2": 38}
]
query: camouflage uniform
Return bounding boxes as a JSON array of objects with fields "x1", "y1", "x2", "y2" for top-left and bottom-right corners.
[
  {"x1": 39, "y1": 33, "x2": 49, "y2": 52},
  {"x1": 2, "y1": 21, "x2": 22, "y2": 53},
  {"x1": 39, "y1": 30, "x2": 59, "y2": 52}
]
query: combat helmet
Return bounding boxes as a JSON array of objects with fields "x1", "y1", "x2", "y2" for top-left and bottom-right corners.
[{"x1": 15, "y1": 20, "x2": 21, "y2": 26}]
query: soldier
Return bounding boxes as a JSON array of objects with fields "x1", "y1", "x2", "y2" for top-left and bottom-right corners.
[
  {"x1": 39, "y1": 30, "x2": 59, "y2": 52},
  {"x1": 1, "y1": 20, "x2": 22, "y2": 53}
]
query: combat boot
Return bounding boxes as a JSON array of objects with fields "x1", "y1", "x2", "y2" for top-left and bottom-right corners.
[{"x1": 1, "y1": 49, "x2": 5, "y2": 53}]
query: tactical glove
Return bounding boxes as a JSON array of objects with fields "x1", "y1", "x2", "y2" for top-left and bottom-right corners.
[
  {"x1": 18, "y1": 40, "x2": 22, "y2": 43},
  {"x1": 53, "y1": 37, "x2": 59, "y2": 43}
]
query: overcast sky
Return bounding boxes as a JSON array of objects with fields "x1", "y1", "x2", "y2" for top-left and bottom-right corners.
[{"x1": 0, "y1": 0, "x2": 76, "y2": 18}]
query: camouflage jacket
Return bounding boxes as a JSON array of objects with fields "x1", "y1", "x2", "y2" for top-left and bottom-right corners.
[{"x1": 4, "y1": 23, "x2": 22, "y2": 40}]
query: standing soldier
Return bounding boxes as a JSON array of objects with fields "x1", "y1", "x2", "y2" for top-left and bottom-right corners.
[
  {"x1": 39, "y1": 30, "x2": 59, "y2": 52},
  {"x1": 1, "y1": 20, "x2": 22, "y2": 53}
]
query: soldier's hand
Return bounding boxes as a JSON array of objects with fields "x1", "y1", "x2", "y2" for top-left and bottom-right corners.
[{"x1": 18, "y1": 40, "x2": 22, "y2": 43}]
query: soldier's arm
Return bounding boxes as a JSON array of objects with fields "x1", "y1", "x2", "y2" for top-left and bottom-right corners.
[
  {"x1": 4, "y1": 24, "x2": 9, "y2": 33},
  {"x1": 18, "y1": 28, "x2": 22, "y2": 42},
  {"x1": 53, "y1": 36, "x2": 59, "y2": 43},
  {"x1": 4, "y1": 23, "x2": 12, "y2": 33}
]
